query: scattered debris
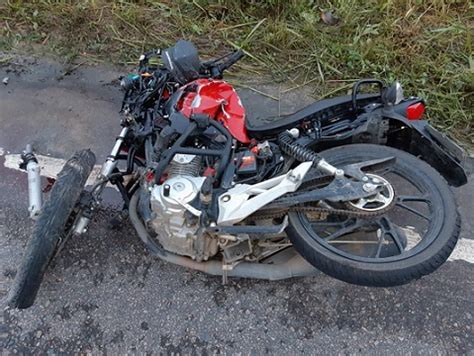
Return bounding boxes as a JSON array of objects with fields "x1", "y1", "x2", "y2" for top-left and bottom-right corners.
[
  {"x1": 56, "y1": 61, "x2": 86, "y2": 81},
  {"x1": 2, "y1": 77, "x2": 9, "y2": 85},
  {"x1": 320, "y1": 10, "x2": 340, "y2": 26}
]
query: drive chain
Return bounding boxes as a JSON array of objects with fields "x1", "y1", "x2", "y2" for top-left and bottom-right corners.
[{"x1": 249, "y1": 203, "x2": 394, "y2": 221}]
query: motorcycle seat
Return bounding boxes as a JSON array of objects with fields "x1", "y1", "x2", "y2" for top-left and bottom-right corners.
[{"x1": 245, "y1": 93, "x2": 379, "y2": 138}]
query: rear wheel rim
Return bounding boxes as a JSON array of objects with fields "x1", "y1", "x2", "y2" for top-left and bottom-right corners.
[{"x1": 298, "y1": 160, "x2": 445, "y2": 263}]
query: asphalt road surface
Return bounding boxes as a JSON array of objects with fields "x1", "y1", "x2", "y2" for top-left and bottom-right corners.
[{"x1": 1, "y1": 55, "x2": 473, "y2": 354}]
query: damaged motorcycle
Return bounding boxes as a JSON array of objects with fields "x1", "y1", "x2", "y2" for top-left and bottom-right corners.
[{"x1": 8, "y1": 40, "x2": 468, "y2": 309}]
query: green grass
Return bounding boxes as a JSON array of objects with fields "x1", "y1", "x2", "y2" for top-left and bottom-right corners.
[{"x1": 1, "y1": 0, "x2": 472, "y2": 148}]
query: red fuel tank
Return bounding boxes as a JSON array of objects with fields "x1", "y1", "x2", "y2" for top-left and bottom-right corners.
[{"x1": 176, "y1": 79, "x2": 250, "y2": 143}]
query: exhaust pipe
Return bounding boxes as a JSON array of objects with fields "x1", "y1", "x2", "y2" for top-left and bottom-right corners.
[{"x1": 21, "y1": 144, "x2": 42, "y2": 219}]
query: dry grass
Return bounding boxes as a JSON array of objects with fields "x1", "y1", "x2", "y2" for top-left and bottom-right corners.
[{"x1": 1, "y1": 0, "x2": 472, "y2": 147}]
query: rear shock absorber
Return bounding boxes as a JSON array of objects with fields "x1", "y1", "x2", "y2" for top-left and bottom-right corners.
[{"x1": 278, "y1": 131, "x2": 343, "y2": 176}]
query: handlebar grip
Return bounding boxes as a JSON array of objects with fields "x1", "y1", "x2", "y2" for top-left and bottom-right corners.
[
  {"x1": 233, "y1": 50, "x2": 245, "y2": 60},
  {"x1": 219, "y1": 50, "x2": 245, "y2": 72},
  {"x1": 228, "y1": 50, "x2": 245, "y2": 66}
]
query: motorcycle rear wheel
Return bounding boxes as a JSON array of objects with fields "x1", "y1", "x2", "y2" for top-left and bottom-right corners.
[
  {"x1": 287, "y1": 144, "x2": 460, "y2": 287},
  {"x1": 7, "y1": 150, "x2": 95, "y2": 309}
]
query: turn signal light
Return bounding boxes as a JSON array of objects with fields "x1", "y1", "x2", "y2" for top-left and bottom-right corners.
[{"x1": 406, "y1": 102, "x2": 425, "y2": 120}]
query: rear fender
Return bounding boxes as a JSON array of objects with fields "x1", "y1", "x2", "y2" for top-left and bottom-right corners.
[{"x1": 381, "y1": 104, "x2": 467, "y2": 187}]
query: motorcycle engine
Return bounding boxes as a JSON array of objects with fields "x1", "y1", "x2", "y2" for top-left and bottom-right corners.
[{"x1": 148, "y1": 154, "x2": 218, "y2": 261}]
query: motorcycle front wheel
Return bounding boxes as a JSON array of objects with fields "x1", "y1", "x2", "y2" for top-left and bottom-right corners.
[
  {"x1": 7, "y1": 149, "x2": 95, "y2": 309},
  {"x1": 287, "y1": 144, "x2": 460, "y2": 287}
]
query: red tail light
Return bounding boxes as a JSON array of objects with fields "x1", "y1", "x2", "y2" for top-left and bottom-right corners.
[{"x1": 406, "y1": 102, "x2": 425, "y2": 120}]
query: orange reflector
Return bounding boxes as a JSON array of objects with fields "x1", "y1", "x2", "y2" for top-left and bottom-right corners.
[{"x1": 241, "y1": 155, "x2": 256, "y2": 166}]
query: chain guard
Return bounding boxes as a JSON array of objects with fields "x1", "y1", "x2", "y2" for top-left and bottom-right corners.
[{"x1": 248, "y1": 174, "x2": 396, "y2": 221}]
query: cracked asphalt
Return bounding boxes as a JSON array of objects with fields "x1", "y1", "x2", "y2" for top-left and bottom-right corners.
[{"x1": 0, "y1": 55, "x2": 473, "y2": 354}]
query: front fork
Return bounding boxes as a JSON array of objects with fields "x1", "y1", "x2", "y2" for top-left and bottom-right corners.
[
  {"x1": 20, "y1": 144, "x2": 43, "y2": 220},
  {"x1": 72, "y1": 127, "x2": 130, "y2": 235}
]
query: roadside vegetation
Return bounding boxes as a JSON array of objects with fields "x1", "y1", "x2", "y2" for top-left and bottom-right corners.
[{"x1": 1, "y1": 0, "x2": 472, "y2": 147}]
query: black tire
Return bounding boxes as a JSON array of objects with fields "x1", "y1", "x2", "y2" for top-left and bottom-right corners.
[
  {"x1": 7, "y1": 150, "x2": 96, "y2": 309},
  {"x1": 287, "y1": 144, "x2": 460, "y2": 287}
]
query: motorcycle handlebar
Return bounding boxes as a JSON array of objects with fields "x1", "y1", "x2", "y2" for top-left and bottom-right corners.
[
  {"x1": 207, "y1": 50, "x2": 245, "y2": 78},
  {"x1": 139, "y1": 48, "x2": 244, "y2": 78},
  {"x1": 219, "y1": 50, "x2": 245, "y2": 71}
]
